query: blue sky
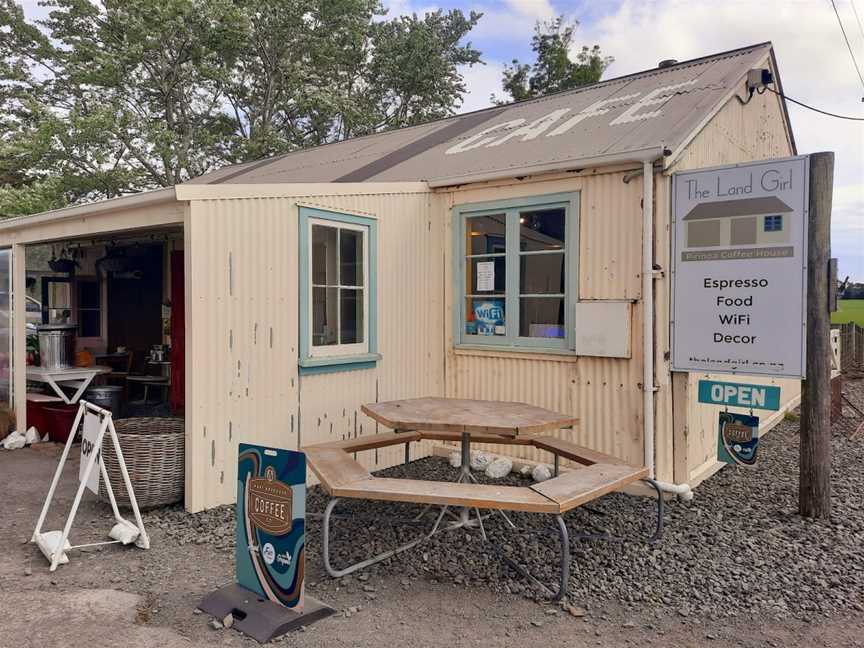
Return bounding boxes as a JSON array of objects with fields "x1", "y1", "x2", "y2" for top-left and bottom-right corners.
[{"x1": 19, "y1": 0, "x2": 864, "y2": 279}]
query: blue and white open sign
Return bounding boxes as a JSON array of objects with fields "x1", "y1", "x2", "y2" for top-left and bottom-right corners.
[{"x1": 698, "y1": 379, "x2": 781, "y2": 411}]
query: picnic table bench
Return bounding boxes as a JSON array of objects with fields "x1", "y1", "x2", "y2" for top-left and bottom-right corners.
[{"x1": 304, "y1": 398, "x2": 663, "y2": 600}]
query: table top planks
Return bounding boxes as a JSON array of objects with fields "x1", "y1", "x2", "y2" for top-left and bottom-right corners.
[
  {"x1": 530, "y1": 463, "x2": 648, "y2": 513},
  {"x1": 361, "y1": 397, "x2": 577, "y2": 438}
]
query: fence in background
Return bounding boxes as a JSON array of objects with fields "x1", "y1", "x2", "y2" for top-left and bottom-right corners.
[{"x1": 833, "y1": 322, "x2": 864, "y2": 371}]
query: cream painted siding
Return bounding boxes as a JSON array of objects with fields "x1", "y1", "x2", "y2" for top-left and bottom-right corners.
[
  {"x1": 440, "y1": 169, "x2": 647, "y2": 469},
  {"x1": 185, "y1": 190, "x2": 446, "y2": 511},
  {"x1": 666, "y1": 54, "x2": 797, "y2": 482}
]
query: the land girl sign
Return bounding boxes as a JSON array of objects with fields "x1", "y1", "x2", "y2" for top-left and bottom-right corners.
[
  {"x1": 671, "y1": 156, "x2": 809, "y2": 378},
  {"x1": 236, "y1": 444, "x2": 306, "y2": 609}
]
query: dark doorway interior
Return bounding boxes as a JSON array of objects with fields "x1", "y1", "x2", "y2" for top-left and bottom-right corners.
[{"x1": 107, "y1": 244, "x2": 163, "y2": 373}]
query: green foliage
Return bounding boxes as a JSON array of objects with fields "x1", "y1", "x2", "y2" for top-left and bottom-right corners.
[
  {"x1": 496, "y1": 16, "x2": 611, "y2": 104},
  {"x1": 0, "y1": 0, "x2": 483, "y2": 212}
]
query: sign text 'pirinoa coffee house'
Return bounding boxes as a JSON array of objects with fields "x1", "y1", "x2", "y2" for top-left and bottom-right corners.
[{"x1": 671, "y1": 156, "x2": 809, "y2": 378}]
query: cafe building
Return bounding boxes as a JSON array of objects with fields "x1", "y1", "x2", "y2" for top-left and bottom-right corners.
[{"x1": 0, "y1": 42, "x2": 802, "y2": 511}]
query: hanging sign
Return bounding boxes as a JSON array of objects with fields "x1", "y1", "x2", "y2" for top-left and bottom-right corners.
[
  {"x1": 718, "y1": 412, "x2": 759, "y2": 466},
  {"x1": 236, "y1": 444, "x2": 306, "y2": 609},
  {"x1": 697, "y1": 380, "x2": 781, "y2": 411},
  {"x1": 671, "y1": 156, "x2": 809, "y2": 378},
  {"x1": 79, "y1": 411, "x2": 102, "y2": 495}
]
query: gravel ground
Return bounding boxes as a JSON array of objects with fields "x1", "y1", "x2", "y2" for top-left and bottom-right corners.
[{"x1": 148, "y1": 379, "x2": 864, "y2": 622}]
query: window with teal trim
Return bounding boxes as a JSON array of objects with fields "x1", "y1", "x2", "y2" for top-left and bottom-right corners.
[
  {"x1": 454, "y1": 193, "x2": 578, "y2": 352},
  {"x1": 299, "y1": 207, "x2": 379, "y2": 373}
]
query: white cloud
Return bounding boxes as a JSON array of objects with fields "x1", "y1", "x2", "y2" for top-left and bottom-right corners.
[
  {"x1": 501, "y1": 0, "x2": 556, "y2": 21},
  {"x1": 458, "y1": 60, "x2": 506, "y2": 112}
]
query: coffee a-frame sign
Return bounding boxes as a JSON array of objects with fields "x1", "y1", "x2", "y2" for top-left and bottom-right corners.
[{"x1": 199, "y1": 443, "x2": 333, "y2": 642}]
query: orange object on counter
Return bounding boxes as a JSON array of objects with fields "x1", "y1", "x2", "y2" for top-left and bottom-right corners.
[{"x1": 75, "y1": 350, "x2": 93, "y2": 367}]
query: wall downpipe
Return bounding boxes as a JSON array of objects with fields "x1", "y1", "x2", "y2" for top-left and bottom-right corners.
[{"x1": 641, "y1": 159, "x2": 693, "y2": 501}]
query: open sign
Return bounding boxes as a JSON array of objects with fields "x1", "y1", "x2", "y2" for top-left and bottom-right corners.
[{"x1": 79, "y1": 412, "x2": 102, "y2": 495}]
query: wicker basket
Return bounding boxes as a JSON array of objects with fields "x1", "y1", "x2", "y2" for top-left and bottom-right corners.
[{"x1": 100, "y1": 417, "x2": 184, "y2": 509}]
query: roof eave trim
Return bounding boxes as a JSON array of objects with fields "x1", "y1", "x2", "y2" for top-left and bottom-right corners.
[
  {"x1": 0, "y1": 186, "x2": 179, "y2": 232},
  {"x1": 427, "y1": 146, "x2": 667, "y2": 188}
]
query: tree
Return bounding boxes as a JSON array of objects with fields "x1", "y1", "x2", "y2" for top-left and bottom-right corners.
[
  {"x1": 0, "y1": 0, "x2": 483, "y2": 214},
  {"x1": 495, "y1": 16, "x2": 611, "y2": 104}
]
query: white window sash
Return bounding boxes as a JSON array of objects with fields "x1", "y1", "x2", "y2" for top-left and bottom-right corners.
[{"x1": 307, "y1": 217, "x2": 369, "y2": 358}]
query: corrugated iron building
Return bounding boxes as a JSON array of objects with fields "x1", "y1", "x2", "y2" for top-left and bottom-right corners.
[{"x1": 0, "y1": 42, "x2": 800, "y2": 511}]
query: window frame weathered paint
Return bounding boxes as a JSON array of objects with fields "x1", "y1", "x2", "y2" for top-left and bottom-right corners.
[{"x1": 452, "y1": 192, "x2": 580, "y2": 353}]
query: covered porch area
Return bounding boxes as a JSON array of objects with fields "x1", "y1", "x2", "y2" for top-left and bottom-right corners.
[{"x1": 0, "y1": 188, "x2": 188, "y2": 452}]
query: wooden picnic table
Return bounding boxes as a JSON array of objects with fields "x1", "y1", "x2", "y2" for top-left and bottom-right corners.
[
  {"x1": 362, "y1": 397, "x2": 577, "y2": 438},
  {"x1": 362, "y1": 397, "x2": 577, "y2": 479}
]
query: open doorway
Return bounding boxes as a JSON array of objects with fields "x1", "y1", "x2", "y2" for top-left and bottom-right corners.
[{"x1": 24, "y1": 226, "x2": 184, "y2": 440}]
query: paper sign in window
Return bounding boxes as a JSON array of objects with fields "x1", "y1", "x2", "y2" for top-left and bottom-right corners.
[{"x1": 476, "y1": 261, "x2": 495, "y2": 292}]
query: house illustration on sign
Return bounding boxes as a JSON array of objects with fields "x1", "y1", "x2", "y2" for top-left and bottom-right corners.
[{"x1": 683, "y1": 196, "x2": 793, "y2": 248}]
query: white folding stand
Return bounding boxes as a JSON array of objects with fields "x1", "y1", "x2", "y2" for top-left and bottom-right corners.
[{"x1": 31, "y1": 400, "x2": 150, "y2": 571}]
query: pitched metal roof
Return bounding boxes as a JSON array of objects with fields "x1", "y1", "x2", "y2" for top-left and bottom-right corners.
[
  {"x1": 683, "y1": 196, "x2": 794, "y2": 221},
  {"x1": 189, "y1": 42, "x2": 782, "y2": 188}
]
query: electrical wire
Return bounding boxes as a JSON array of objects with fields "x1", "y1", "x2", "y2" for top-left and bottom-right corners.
[
  {"x1": 830, "y1": 0, "x2": 864, "y2": 91},
  {"x1": 765, "y1": 86, "x2": 864, "y2": 121}
]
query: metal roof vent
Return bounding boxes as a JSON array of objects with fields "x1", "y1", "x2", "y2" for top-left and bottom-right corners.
[{"x1": 658, "y1": 59, "x2": 678, "y2": 68}]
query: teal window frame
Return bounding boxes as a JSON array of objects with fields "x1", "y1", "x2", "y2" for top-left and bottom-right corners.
[
  {"x1": 453, "y1": 192, "x2": 580, "y2": 352},
  {"x1": 298, "y1": 206, "x2": 379, "y2": 375}
]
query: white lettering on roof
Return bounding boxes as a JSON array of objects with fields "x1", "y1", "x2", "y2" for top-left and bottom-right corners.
[
  {"x1": 487, "y1": 109, "x2": 571, "y2": 147},
  {"x1": 546, "y1": 94, "x2": 640, "y2": 137},
  {"x1": 444, "y1": 77, "x2": 698, "y2": 155},
  {"x1": 444, "y1": 119, "x2": 526, "y2": 154},
  {"x1": 609, "y1": 79, "x2": 699, "y2": 125}
]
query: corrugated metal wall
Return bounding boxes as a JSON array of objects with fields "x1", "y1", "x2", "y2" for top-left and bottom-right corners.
[
  {"x1": 668, "y1": 54, "x2": 799, "y2": 481},
  {"x1": 441, "y1": 170, "x2": 647, "y2": 469},
  {"x1": 186, "y1": 190, "x2": 446, "y2": 511}
]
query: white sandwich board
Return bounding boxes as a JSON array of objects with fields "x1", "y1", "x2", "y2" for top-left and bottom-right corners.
[{"x1": 32, "y1": 400, "x2": 150, "y2": 571}]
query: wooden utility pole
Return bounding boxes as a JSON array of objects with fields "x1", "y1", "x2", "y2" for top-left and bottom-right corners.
[{"x1": 799, "y1": 151, "x2": 834, "y2": 519}]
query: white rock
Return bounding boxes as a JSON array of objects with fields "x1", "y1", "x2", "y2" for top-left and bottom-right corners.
[
  {"x1": 448, "y1": 451, "x2": 461, "y2": 468},
  {"x1": 469, "y1": 451, "x2": 492, "y2": 472},
  {"x1": 24, "y1": 427, "x2": 40, "y2": 445},
  {"x1": 532, "y1": 464, "x2": 553, "y2": 483},
  {"x1": 517, "y1": 464, "x2": 532, "y2": 476},
  {"x1": 2, "y1": 431, "x2": 25, "y2": 450},
  {"x1": 485, "y1": 457, "x2": 513, "y2": 479}
]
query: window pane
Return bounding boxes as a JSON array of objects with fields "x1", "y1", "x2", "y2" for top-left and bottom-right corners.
[
  {"x1": 312, "y1": 286, "x2": 338, "y2": 346},
  {"x1": 466, "y1": 214, "x2": 506, "y2": 255},
  {"x1": 466, "y1": 257, "x2": 506, "y2": 294},
  {"x1": 519, "y1": 297, "x2": 565, "y2": 338},
  {"x1": 48, "y1": 282, "x2": 71, "y2": 309},
  {"x1": 340, "y1": 288, "x2": 364, "y2": 344},
  {"x1": 520, "y1": 252, "x2": 564, "y2": 294},
  {"x1": 465, "y1": 297, "x2": 506, "y2": 337},
  {"x1": 78, "y1": 280, "x2": 100, "y2": 309},
  {"x1": 340, "y1": 229, "x2": 364, "y2": 287},
  {"x1": 519, "y1": 208, "x2": 565, "y2": 252},
  {"x1": 79, "y1": 310, "x2": 100, "y2": 337},
  {"x1": 312, "y1": 225, "x2": 338, "y2": 285}
]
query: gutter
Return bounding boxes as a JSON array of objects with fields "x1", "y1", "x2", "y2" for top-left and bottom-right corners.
[
  {"x1": 0, "y1": 186, "x2": 178, "y2": 233},
  {"x1": 640, "y1": 158, "x2": 694, "y2": 502}
]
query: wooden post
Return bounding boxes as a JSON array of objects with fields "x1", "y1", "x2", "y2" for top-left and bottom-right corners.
[{"x1": 799, "y1": 152, "x2": 834, "y2": 519}]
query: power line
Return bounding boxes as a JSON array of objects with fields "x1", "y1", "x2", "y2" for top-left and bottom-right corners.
[
  {"x1": 830, "y1": 0, "x2": 864, "y2": 91},
  {"x1": 765, "y1": 86, "x2": 864, "y2": 120}
]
